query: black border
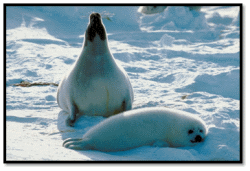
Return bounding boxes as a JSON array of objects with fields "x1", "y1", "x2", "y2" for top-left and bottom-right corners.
[{"x1": 3, "y1": 3, "x2": 243, "y2": 164}]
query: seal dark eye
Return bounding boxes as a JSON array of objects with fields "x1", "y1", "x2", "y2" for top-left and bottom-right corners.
[
  {"x1": 188, "y1": 130, "x2": 193, "y2": 134},
  {"x1": 200, "y1": 130, "x2": 203, "y2": 133}
]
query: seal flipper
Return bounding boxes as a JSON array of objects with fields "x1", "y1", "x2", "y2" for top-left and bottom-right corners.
[
  {"x1": 123, "y1": 96, "x2": 132, "y2": 111},
  {"x1": 63, "y1": 138, "x2": 93, "y2": 151},
  {"x1": 63, "y1": 138, "x2": 83, "y2": 146},
  {"x1": 66, "y1": 104, "x2": 78, "y2": 127},
  {"x1": 122, "y1": 100, "x2": 127, "y2": 111}
]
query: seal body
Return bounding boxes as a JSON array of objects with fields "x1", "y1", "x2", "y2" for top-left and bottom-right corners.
[
  {"x1": 57, "y1": 13, "x2": 134, "y2": 126},
  {"x1": 63, "y1": 107, "x2": 207, "y2": 152}
]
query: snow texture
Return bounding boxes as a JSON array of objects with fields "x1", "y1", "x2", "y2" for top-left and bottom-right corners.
[{"x1": 6, "y1": 6, "x2": 240, "y2": 161}]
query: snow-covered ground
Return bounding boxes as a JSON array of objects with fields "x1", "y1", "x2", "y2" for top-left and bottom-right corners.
[{"x1": 5, "y1": 6, "x2": 241, "y2": 161}]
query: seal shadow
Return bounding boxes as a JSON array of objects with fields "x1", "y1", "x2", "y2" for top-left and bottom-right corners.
[
  {"x1": 57, "y1": 110, "x2": 107, "y2": 157},
  {"x1": 57, "y1": 110, "x2": 78, "y2": 140},
  {"x1": 57, "y1": 110, "x2": 105, "y2": 140}
]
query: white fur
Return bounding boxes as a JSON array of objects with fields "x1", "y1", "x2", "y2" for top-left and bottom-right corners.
[
  {"x1": 138, "y1": 6, "x2": 201, "y2": 15},
  {"x1": 63, "y1": 107, "x2": 207, "y2": 152},
  {"x1": 57, "y1": 14, "x2": 134, "y2": 126},
  {"x1": 138, "y1": 6, "x2": 167, "y2": 15}
]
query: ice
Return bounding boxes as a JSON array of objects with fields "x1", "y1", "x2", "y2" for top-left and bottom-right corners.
[{"x1": 5, "y1": 6, "x2": 241, "y2": 161}]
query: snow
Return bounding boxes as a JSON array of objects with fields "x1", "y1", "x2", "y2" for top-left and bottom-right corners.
[{"x1": 5, "y1": 5, "x2": 241, "y2": 161}]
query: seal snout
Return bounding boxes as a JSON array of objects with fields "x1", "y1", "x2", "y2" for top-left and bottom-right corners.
[
  {"x1": 195, "y1": 135, "x2": 202, "y2": 142},
  {"x1": 90, "y1": 13, "x2": 102, "y2": 23},
  {"x1": 190, "y1": 135, "x2": 203, "y2": 143},
  {"x1": 85, "y1": 12, "x2": 106, "y2": 43}
]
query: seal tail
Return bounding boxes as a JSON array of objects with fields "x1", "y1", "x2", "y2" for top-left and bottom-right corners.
[{"x1": 63, "y1": 138, "x2": 92, "y2": 150}]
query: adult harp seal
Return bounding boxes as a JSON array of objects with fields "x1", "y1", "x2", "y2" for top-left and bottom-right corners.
[{"x1": 57, "y1": 13, "x2": 134, "y2": 126}]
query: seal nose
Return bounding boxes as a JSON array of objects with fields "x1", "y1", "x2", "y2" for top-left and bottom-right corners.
[{"x1": 195, "y1": 135, "x2": 202, "y2": 142}]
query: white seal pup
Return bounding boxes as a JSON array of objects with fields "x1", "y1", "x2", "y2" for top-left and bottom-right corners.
[
  {"x1": 63, "y1": 107, "x2": 207, "y2": 152},
  {"x1": 138, "y1": 6, "x2": 201, "y2": 15},
  {"x1": 57, "y1": 13, "x2": 134, "y2": 126},
  {"x1": 138, "y1": 6, "x2": 167, "y2": 15}
]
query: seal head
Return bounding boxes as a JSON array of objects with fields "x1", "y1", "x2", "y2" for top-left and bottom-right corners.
[{"x1": 85, "y1": 13, "x2": 106, "y2": 43}]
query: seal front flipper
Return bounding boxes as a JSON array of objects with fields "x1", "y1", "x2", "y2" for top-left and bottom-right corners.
[{"x1": 65, "y1": 104, "x2": 78, "y2": 127}]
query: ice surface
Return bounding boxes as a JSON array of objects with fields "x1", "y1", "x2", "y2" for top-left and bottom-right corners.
[{"x1": 6, "y1": 6, "x2": 240, "y2": 161}]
